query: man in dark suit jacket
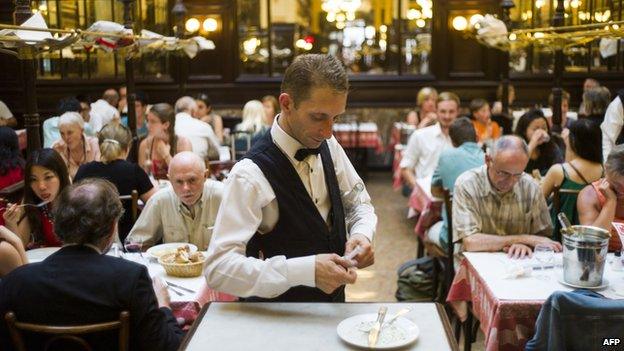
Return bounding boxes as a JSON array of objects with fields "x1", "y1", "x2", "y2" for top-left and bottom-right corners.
[{"x1": 0, "y1": 178, "x2": 183, "y2": 351}]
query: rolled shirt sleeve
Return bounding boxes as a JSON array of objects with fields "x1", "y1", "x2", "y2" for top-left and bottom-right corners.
[
  {"x1": 399, "y1": 131, "x2": 421, "y2": 171},
  {"x1": 204, "y1": 160, "x2": 316, "y2": 298},
  {"x1": 601, "y1": 96, "x2": 624, "y2": 161}
]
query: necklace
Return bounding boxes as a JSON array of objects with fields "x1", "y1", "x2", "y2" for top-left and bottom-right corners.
[{"x1": 40, "y1": 203, "x2": 54, "y2": 223}]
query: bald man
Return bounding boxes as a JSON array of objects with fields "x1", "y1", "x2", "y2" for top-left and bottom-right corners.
[
  {"x1": 90, "y1": 89, "x2": 121, "y2": 132},
  {"x1": 127, "y1": 152, "x2": 224, "y2": 250}
]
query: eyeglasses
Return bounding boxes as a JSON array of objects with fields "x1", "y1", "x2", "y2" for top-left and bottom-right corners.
[{"x1": 493, "y1": 168, "x2": 523, "y2": 179}]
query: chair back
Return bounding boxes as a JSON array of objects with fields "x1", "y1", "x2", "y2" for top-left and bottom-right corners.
[
  {"x1": 0, "y1": 180, "x2": 25, "y2": 204},
  {"x1": 118, "y1": 190, "x2": 139, "y2": 223},
  {"x1": 442, "y1": 188, "x2": 455, "y2": 289},
  {"x1": 231, "y1": 131, "x2": 252, "y2": 160},
  {"x1": 552, "y1": 186, "x2": 582, "y2": 218},
  {"x1": 5, "y1": 311, "x2": 130, "y2": 351}
]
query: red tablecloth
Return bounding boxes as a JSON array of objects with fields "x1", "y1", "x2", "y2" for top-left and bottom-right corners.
[
  {"x1": 446, "y1": 258, "x2": 543, "y2": 351},
  {"x1": 170, "y1": 281, "x2": 237, "y2": 330},
  {"x1": 333, "y1": 130, "x2": 382, "y2": 150},
  {"x1": 408, "y1": 181, "x2": 442, "y2": 239}
]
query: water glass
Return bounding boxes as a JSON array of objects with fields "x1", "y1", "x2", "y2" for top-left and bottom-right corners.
[{"x1": 534, "y1": 244, "x2": 555, "y2": 280}]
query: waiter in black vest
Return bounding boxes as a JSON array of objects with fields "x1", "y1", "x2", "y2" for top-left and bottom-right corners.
[{"x1": 205, "y1": 54, "x2": 377, "y2": 302}]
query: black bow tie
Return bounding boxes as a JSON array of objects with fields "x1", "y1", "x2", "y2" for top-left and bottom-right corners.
[{"x1": 294, "y1": 147, "x2": 321, "y2": 161}]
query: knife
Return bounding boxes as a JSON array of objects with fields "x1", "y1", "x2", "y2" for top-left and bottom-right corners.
[
  {"x1": 165, "y1": 280, "x2": 197, "y2": 294},
  {"x1": 368, "y1": 306, "x2": 387, "y2": 348}
]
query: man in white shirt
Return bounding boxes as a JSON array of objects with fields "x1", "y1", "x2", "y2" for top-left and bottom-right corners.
[
  {"x1": 205, "y1": 54, "x2": 377, "y2": 302},
  {"x1": 0, "y1": 100, "x2": 16, "y2": 127},
  {"x1": 127, "y1": 152, "x2": 223, "y2": 250},
  {"x1": 400, "y1": 92, "x2": 459, "y2": 193},
  {"x1": 174, "y1": 96, "x2": 220, "y2": 161},
  {"x1": 601, "y1": 92, "x2": 624, "y2": 161},
  {"x1": 90, "y1": 89, "x2": 120, "y2": 132}
]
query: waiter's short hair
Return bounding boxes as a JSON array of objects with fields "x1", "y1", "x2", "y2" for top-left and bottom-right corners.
[
  {"x1": 281, "y1": 54, "x2": 348, "y2": 108},
  {"x1": 54, "y1": 178, "x2": 123, "y2": 246}
]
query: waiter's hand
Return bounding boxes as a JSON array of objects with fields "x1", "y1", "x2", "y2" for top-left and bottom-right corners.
[
  {"x1": 345, "y1": 234, "x2": 374, "y2": 269},
  {"x1": 315, "y1": 254, "x2": 357, "y2": 294}
]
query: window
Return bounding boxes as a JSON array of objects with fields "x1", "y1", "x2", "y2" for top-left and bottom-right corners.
[
  {"x1": 510, "y1": 0, "x2": 620, "y2": 74},
  {"x1": 31, "y1": 0, "x2": 169, "y2": 80},
  {"x1": 237, "y1": 0, "x2": 434, "y2": 77}
]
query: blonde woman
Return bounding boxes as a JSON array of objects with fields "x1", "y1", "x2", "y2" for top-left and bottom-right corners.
[
  {"x1": 74, "y1": 123, "x2": 156, "y2": 242},
  {"x1": 51, "y1": 111, "x2": 100, "y2": 179},
  {"x1": 236, "y1": 100, "x2": 266, "y2": 135},
  {"x1": 406, "y1": 87, "x2": 438, "y2": 129}
]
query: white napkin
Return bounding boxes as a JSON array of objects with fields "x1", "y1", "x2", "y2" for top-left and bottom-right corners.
[{"x1": 502, "y1": 261, "x2": 532, "y2": 279}]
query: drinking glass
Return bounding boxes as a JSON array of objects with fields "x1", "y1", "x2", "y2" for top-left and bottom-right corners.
[{"x1": 534, "y1": 244, "x2": 554, "y2": 280}]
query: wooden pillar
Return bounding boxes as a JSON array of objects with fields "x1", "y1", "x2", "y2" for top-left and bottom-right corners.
[
  {"x1": 121, "y1": 0, "x2": 138, "y2": 162},
  {"x1": 14, "y1": 0, "x2": 41, "y2": 154},
  {"x1": 500, "y1": 0, "x2": 515, "y2": 116},
  {"x1": 551, "y1": 0, "x2": 565, "y2": 128}
]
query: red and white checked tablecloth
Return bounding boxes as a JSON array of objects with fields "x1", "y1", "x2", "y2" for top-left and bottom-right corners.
[
  {"x1": 408, "y1": 179, "x2": 442, "y2": 240},
  {"x1": 446, "y1": 257, "x2": 543, "y2": 351},
  {"x1": 332, "y1": 122, "x2": 382, "y2": 150}
]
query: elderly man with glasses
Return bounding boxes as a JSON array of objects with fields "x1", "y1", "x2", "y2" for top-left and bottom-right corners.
[{"x1": 452, "y1": 136, "x2": 562, "y2": 258}]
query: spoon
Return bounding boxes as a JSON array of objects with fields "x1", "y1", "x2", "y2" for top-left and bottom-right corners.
[
  {"x1": 17, "y1": 201, "x2": 49, "y2": 209},
  {"x1": 557, "y1": 212, "x2": 574, "y2": 235}
]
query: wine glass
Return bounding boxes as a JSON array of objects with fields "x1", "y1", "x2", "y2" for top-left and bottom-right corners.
[
  {"x1": 534, "y1": 244, "x2": 555, "y2": 280},
  {"x1": 124, "y1": 236, "x2": 144, "y2": 256}
]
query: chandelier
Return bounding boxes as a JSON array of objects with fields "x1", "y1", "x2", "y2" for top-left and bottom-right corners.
[{"x1": 322, "y1": 0, "x2": 362, "y2": 28}]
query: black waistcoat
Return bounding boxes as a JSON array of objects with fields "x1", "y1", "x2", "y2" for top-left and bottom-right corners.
[{"x1": 243, "y1": 131, "x2": 347, "y2": 302}]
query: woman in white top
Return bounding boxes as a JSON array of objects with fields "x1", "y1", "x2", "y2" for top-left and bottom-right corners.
[{"x1": 52, "y1": 112, "x2": 100, "y2": 179}]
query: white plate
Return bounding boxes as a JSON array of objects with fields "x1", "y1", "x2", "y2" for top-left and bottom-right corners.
[
  {"x1": 146, "y1": 243, "x2": 197, "y2": 259},
  {"x1": 558, "y1": 277, "x2": 609, "y2": 290},
  {"x1": 26, "y1": 247, "x2": 60, "y2": 261},
  {"x1": 337, "y1": 313, "x2": 419, "y2": 350}
]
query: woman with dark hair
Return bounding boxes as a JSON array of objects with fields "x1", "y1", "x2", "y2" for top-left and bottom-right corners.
[
  {"x1": 1, "y1": 148, "x2": 70, "y2": 247},
  {"x1": 194, "y1": 93, "x2": 224, "y2": 143},
  {"x1": 515, "y1": 109, "x2": 563, "y2": 175},
  {"x1": 138, "y1": 103, "x2": 192, "y2": 179},
  {"x1": 0, "y1": 127, "x2": 24, "y2": 189},
  {"x1": 541, "y1": 119, "x2": 604, "y2": 240}
]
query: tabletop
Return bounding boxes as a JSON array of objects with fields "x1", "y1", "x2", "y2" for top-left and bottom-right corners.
[
  {"x1": 180, "y1": 302, "x2": 458, "y2": 351},
  {"x1": 463, "y1": 252, "x2": 624, "y2": 301}
]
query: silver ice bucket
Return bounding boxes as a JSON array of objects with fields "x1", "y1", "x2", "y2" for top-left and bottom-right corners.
[{"x1": 562, "y1": 225, "x2": 610, "y2": 287}]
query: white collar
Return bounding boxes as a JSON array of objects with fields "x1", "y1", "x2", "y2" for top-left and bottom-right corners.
[{"x1": 270, "y1": 114, "x2": 308, "y2": 163}]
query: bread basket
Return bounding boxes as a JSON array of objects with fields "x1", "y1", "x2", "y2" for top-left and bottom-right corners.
[{"x1": 158, "y1": 253, "x2": 205, "y2": 277}]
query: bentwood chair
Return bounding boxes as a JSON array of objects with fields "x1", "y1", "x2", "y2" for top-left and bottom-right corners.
[
  {"x1": 423, "y1": 188, "x2": 456, "y2": 303},
  {"x1": 5, "y1": 311, "x2": 130, "y2": 351},
  {"x1": 0, "y1": 180, "x2": 25, "y2": 204},
  {"x1": 119, "y1": 190, "x2": 139, "y2": 223}
]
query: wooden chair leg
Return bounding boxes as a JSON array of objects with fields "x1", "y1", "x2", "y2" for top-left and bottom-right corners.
[
  {"x1": 463, "y1": 309, "x2": 473, "y2": 351},
  {"x1": 416, "y1": 236, "x2": 424, "y2": 258},
  {"x1": 431, "y1": 258, "x2": 440, "y2": 301}
]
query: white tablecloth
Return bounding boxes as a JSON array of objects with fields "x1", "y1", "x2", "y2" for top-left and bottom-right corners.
[
  {"x1": 463, "y1": 252, "x2": 624, "y2": 301},
  {"x1": 182, "y1": 302, "x2": 457, "y2": 351}
]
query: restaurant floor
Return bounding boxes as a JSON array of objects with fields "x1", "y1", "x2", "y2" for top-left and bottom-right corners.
[{"x1": 346, "y1": 171, "x2": 485, "y2": 350}]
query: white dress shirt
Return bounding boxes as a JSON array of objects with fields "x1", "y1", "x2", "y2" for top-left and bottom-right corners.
[
  {"x1": 399, "y1": 122, "x2": 453, "y2": 179},
  {"x1": 205, "y1": 117, "x2": 377, "y2": 298},
  {"x1": 175, "y1": 112, "x2": 221, "y2": 160},
  {"x1": 127, "y1": 179, "x2": 224, "y2": 250},
  {"x1": 601, "y1": 95, "x2": 623, "y2": 161},
  {"x1": 90, "y1": 99, "x2": 120, "y2": 132}
]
